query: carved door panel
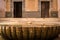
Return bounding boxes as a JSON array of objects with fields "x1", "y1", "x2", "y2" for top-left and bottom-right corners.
[{"x1": 41, "y1": 1, "x2": 50, "y2": 18}]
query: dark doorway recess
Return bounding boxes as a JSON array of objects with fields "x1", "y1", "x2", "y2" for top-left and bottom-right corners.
[
  {"x1": 14, "y1": 2, "x2": 22, "y2": 18},
  {"x1": 41, "y1": 1, "x2": 50, "y2": 18}
]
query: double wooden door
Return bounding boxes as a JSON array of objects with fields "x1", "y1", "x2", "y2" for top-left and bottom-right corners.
[{"x1": 14, "y1": 2, "x2": 22, "y2": 18}]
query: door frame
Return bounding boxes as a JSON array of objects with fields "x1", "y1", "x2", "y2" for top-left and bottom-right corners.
[
  {"x1": 40, "y1": 1, "x2": 51, "y2": 18},
  {"x1": 41, "y1": 1, "x2": 50, "y2": 18},
  {"x1": 12, "y1": 0, "x2": 23, "y2": 18},
  {"x1": 13, "y1": 1, "x2": 22, "y2": 18}
]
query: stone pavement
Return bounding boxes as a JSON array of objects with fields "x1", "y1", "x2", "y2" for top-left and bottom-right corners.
[
  {"x1": 54, "y1": 34, "x2": 60, "y2": 40},
  {"x1": 0, "y1": 34, "x2": 60, "y2": 40},
  {"x1": 0, "y1": 36, "x2": 4, "y2": 40}
]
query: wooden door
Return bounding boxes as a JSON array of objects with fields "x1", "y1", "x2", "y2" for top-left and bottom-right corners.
[
  {"x1": 41, "y1": 1, "x2": 50, "y2": 18},
  {"x1": 14, "y1": 2, "x2": 22, "y2": 18}
]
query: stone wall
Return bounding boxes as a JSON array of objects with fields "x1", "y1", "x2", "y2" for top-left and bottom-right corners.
[
  {"x1": 0, "y1": 0, "x2": 5, "y2": 18},
  {"x1": 5, "y1": 0, "x2": 58, "y2": 18}
]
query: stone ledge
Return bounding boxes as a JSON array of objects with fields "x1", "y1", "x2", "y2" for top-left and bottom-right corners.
[{"x1": 0, "y1": 18, "x2": 60, "y2": 26}]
